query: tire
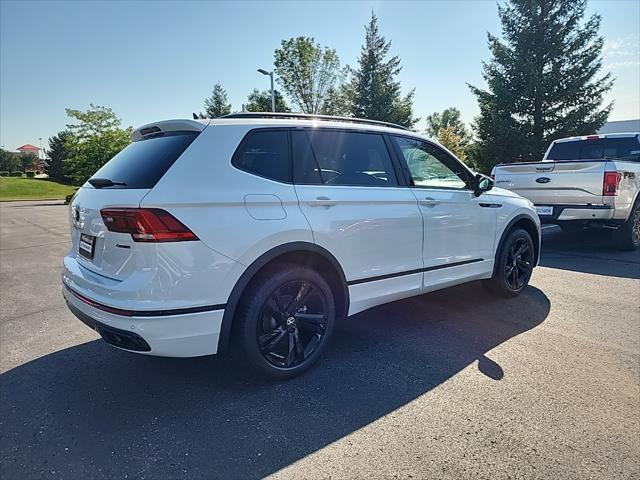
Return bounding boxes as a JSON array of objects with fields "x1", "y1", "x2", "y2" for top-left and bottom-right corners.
[
  {"x1": 612, "y1": 200, "x2": 640, "y2": 251},
  {"x1": 234, "y1": 264, "x2": 336, "y2": 379},
  {"x1": 485, "y1": 228, "x2": 535, "y2": 297}
]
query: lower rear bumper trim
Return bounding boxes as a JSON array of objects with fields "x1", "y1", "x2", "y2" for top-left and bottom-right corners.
[
  {"x1": 63, "y1": 284, "x2": 225, "y2": 317},
  {"x1": 66, "y1": 300, "x2": 151, "y2": 352}
]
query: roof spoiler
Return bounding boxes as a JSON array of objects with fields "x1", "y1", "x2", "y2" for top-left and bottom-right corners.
[{"x1": 131, "y1": 119, "x2": 209, "y2": 142}]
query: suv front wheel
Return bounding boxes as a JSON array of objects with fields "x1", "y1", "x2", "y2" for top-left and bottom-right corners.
[
  {"x1": 485, "y1": 228, "x2": 535, "y2": 297},
  {"x1": 235, "y1": 264, "x2": 336, "y2": 379}
]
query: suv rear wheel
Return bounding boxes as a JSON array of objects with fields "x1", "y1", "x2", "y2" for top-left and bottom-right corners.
[
  {"x1": 234, "y1": 264, "x2": 336, "y2": 379},
  {"x1": 485, "y1": 228, "x2": 535, "y2": 297}
]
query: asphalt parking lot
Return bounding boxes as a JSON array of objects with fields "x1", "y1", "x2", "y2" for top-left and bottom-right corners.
[{"x1": 1, "y1": 201, "x2": 638, "y2": 480}]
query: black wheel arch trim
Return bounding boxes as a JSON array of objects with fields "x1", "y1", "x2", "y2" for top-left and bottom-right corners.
[
  {"x1": 217, "y1": 242, "x2": 349, "y2": 353},
  {"x1": 493, "y1": 214, "x2": 541, "y2": 275}
]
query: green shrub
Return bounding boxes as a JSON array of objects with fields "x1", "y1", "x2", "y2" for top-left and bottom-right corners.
[
  {"x1": 0, "y1": 171, "x2": 9, "y2": 177},
  {"x1": 25, "y1": 171, "x2": 36, "y2": 178},
  {"x1": 10, "y1": 171, "x2": 23, "y2": 177},
  {"x1": 64, "y1": 188, "x2": 79, "y2": 205}
]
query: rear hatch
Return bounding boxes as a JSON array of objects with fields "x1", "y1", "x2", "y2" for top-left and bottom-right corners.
[
  {"x1": 69, "y1": 121, "x2": 204, "y2": 282},
  {"x1": 493, "y1": 161, "x2": 605, "y2": 204}
]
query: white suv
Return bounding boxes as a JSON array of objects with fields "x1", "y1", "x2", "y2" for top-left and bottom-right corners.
[{"x1": 62, "y1": 113, "x2": 541, "y2": 378}]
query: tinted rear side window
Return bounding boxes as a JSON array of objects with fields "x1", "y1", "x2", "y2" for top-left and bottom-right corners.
[
  {"x1": 292, "y1": 130, "x2": 398, "y2": 186},
  {"x1": 232, "y1": 129, "x2": 290, "y2": 182},
  {"x1": 547, "y1": 137, "x2": 640, "y2": 161},
  {"x1": 89, "y1": 131, "x2": 199, "y2": 189}
]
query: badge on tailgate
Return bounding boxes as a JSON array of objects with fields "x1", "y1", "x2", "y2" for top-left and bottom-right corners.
[{"x1": 79, "y1": 233, "x2": 96, "y2": 259}]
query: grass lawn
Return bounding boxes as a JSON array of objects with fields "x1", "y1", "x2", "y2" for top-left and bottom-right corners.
[{"x1": 0, "y1": 177, "x2": 77, "y2": 201}]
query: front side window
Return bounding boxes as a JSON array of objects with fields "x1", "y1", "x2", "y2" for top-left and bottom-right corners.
[
  {"x1": 232, "y1": 129, "x2": 290, "y2": 182},
  {"x1": 292, "y1": 130, "x2": 398, "y2": 187},
  {"x1": 393, "y1": 137, "x2": 469, "y2": 189}
]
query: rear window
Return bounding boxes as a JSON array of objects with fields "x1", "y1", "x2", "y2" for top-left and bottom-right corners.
[
  {"x1": 89, "y1": 131, "x2": 199, "y2": 189},
  {"x1": 547, "y1": 137, "x2": 640, "y2": 161},
  {"x1": 231, "y1": 129, "x2": 290, "y2": 182},
  {"x1": 292, "y1": 130, "x2": 398, "y2": 186}
]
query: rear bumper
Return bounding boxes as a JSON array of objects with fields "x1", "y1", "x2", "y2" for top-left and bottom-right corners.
[
  {"x1": 63, "y1": 285, "x2": 224, "y2": 357},
  {"x1": 536, "y1": 204, "x2": 615, "y2": 223}
]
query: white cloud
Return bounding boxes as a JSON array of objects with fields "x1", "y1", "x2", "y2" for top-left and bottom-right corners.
[{"x1": 603, "y1": 35, "x2": 640, "y2": 69}]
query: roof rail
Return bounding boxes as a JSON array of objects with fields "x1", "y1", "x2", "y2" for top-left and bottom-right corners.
[{"x1": 220, "y1": 112, "x2": 410, "y2": 131}]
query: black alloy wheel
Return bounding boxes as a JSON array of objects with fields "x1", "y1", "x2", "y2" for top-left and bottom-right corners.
[
  {"x1": 257, "y1": 280, "x2": 329, "y2": 369},
  {"x1": 235, "y1": 265, "x2": 336, "y2": 379},
  {"x1": 485, "y1": 228, "x2": 535, "y2": 297},
  {"x1": 504, "y1": 236, "x2": 534, "y2": 291}
]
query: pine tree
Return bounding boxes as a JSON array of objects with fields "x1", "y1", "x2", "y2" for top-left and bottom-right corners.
[
  {"x1": 469, "y1": 0, "x2": 613, "y2": 172},
  {"x1": 45, "y1": 130, "x2": 72, "y2": 181},
  {"x1": 350, "y1": 12, "x2": 417, "y2": 128},
  {"x1": 203, "y1": 83, "x2": 232, "y2": 118}
]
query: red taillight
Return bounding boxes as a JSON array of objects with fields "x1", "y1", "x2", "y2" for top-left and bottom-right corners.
[
  {"x1": 603, "y1": 171, "x2": 621, "y2": 196},
  {"x1": 100, "y1": 208, "x2": 198, "y2": 242}
]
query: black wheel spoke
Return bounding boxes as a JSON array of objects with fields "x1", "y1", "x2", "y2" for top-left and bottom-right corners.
[
  {"x1": 270, "y1": 294, "x2": 286, "y2": 317},
  {"x1": 284, "y1": 330, "x2": 296, "y2": 367},
  {"x1": 264, "y1": 299, "x2": 284, "y2": 324},
  {"x1": 517, "y1": 259, "x2": 532, "y2": 271},
  {"x1": 296, "y1": 313, "x2": 327, "y2": 332},
  {"x1": 294, "y1": 313, "x2": 327, "y2": 323},
  {"x1": 259, "y1": 327, "x2": 287, "y2": 352},
  {"x1": 285, "y1": 282, "x2": 312, "y2": 315},
  {"x1": 293, "y1": 328, "x2": 305, "y2": 361}
]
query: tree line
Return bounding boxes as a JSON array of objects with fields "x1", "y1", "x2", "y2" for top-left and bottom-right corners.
[{"x1": 30, "y1": 0, "x2": 611, "y2": 185}]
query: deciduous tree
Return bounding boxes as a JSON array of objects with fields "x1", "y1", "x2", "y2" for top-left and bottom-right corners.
[
  {"x1": 425, "y1": 107, "x2": 471, "y2": 144},
  {"x1": 245, "y1": 89, "x2": 290, "y2": 113},
  {"x1": 274, "y1": 36, "x2": 341, "y2": 113},
  {"x1": 63, "y1": 104, "x2": 132, "y2": 184}
]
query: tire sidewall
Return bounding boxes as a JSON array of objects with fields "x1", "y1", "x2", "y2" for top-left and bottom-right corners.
[{"x1": 237, "y1": 265, "x2": 336, "y2": 379}]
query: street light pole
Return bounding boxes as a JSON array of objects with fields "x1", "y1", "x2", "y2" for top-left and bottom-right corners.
[{"x1": 257, "y1": 68, "x2": 276, "y2": 112}]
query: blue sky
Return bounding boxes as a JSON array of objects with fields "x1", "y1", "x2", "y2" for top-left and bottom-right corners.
[{"x1": 1, "y1": 0, "x2": 638, "y2": 150}]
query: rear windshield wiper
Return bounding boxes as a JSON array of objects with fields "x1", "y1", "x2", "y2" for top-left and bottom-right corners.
[{"x1": 88, "y1": 178, "x2": 127, "y2": 188}]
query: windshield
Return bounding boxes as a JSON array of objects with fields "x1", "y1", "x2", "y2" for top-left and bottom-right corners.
[{"x1": 547, "y1": 136, "x2": 640, "y2": 161}]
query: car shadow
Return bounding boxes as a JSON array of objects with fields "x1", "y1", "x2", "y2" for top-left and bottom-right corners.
[
  {"x1": 0, "y1": 283, "x2": 549, "y2": 479},
  {"x1": 539, "y1": 226, "x2": 640, "y2": 279}
]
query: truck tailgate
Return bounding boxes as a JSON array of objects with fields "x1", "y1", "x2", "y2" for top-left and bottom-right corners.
[{"x1": 493, "y1": 161, "x2": 604, "y2": 204}]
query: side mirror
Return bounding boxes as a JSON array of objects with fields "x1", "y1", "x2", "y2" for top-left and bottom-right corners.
[{"x1": 473, "y1": 173, "x2": 494, "y2": 196}]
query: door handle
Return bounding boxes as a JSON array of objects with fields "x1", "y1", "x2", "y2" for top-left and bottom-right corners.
[
  {"x1": 419, "y1": 197, "x2": 439, "y2": 207},
  {"x1": 308, "y1": 196, "x2": 337, "y2": 207}
]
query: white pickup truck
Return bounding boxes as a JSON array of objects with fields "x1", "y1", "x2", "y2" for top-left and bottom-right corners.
[{"x1": 491, "y1": 133, "x2": 640, "y2": 250}]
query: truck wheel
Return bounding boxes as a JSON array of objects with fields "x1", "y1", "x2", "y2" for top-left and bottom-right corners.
[
  {"x1": 485, "y1": 228, "x2": 535, "y2": 297},
  {"x1": 613, "y1": 201, "x2": 640, "y2": 251},
  {"x1": 234, "y1": 264, "x2": 336, "y2": 379}
]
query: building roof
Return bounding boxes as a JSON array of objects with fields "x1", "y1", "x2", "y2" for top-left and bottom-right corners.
[
  {"x1": 16, "y1": 144, "x2": 40, "y2": 152},
  {"x1": 597, "y1": 119, "x2": 640, "y2": 134}
]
